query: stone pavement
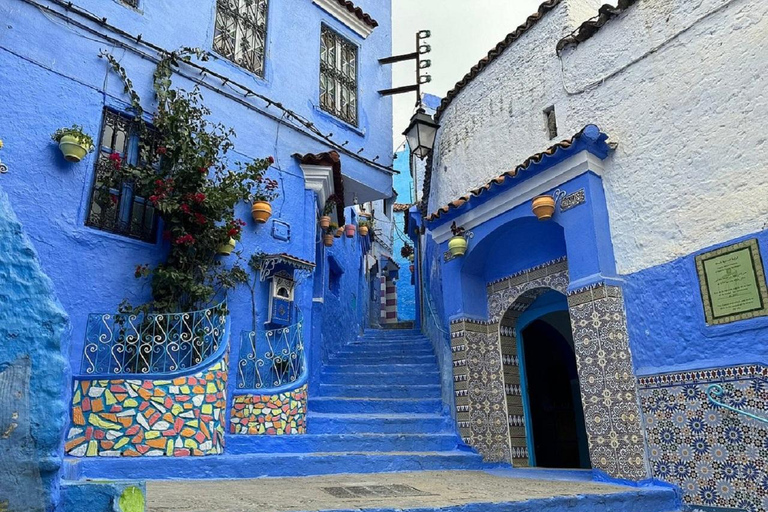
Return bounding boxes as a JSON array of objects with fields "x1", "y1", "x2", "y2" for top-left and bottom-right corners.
[{"x1": 146, "y1": 470, "x2": 665, "y2": 512}]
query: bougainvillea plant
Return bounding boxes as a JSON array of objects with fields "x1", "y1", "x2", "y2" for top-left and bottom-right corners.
[
  {"x1": 400, "y1": 244, "x2": 414, "y2": 259},
  {"x1": 100, "y1": 48, "x2": 277, "y2": 313}
]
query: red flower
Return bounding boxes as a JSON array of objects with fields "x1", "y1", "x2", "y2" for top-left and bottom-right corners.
[
  {"x1": 108, "y1": 152, "x2": 122, "y2": 169},
  {"x1": 149, "y1": 195, "x2": 159, "y2": 204},
  {"x1": 199, "y1": 167, "x2": 208, "y2": 174},
  {"x1": 155, "y1": 179, "x2": 164, "y2": 186},
  {"x1": 110, "y1": 195, "x2": 119, "y2": 205},
  {"x1": 156, "y1": 146, "x2": 167, "y2": 155},
  {"x1": 267, "y1": 156, "x2": 274, "y2": 164},
  {"x1": 236, "y1": 219, "x2": 247, "y2": 227},
  {"x1": 194, "y1": 213, "x2": 207, "y2": 225},
  {"x1": 174, "y1": 234, "x2": 196, "y2": 246},
  {"x1": 193, "y1": 193, "x2": 206, "y2": 203},
  {"x1": 180, "y1": 204, "x2": 191, "y2": 214},
  {"x1": 227, "y1": 227, "x2": 240, "y2": 237}
]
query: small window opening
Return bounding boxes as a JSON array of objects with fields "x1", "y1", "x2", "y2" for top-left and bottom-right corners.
[
  {"x1": 276, "y1": 287, "x2": 290, "y2": 299},
  {"x1": 544, "y1": 106, "x2": 558, "y2": 140}
]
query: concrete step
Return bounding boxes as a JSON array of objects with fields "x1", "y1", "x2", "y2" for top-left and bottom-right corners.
[
  {"x1": 309, "y1": 397, "x2": 443, "y2": 414},
  {"x1": 65, "y1": 451, "x2": 489, "y2": 480},
  {"x1": 308, "y1": 413, "x2": 452, "y2": 434},
  {"x1": 226, "y1": 433, "x2": 460, "y2": 453},
  {"x1": 143, "y1": 470, "x2": 681, "y2": 512},
  {"x1": 318, "y1": 384, "x2": 441, "y2": 399},
  {"x1": 320, "y1": 371, "x2": 440, "y2": 385},
  {"x1": 328, "y1": 354, "x2": 437, "y2": 365}
]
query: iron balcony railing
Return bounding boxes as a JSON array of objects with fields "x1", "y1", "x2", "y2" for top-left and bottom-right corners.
[
  {"x1": 80, "y1": 301, "x2": 227, "y2": 375},
  {"x1": 237, "y1": 322, "x2": 305, "y2": 390}
]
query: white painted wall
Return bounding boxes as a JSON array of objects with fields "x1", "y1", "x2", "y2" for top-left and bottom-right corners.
[{"x1": 429, "y1": 0, "x2": 768, "y2": 274}]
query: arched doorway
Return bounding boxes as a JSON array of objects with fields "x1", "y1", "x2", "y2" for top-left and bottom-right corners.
[{"x1": 500, "y1": 289, "x2": 590, "y2": 469}]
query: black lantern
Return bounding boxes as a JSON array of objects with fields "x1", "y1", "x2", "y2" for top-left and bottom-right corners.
[{"x1": 403, "y1": 108, "x2": 439, "y2": 160}]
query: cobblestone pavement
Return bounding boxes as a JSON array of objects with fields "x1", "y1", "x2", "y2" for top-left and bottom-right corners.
[{"x1": 147, "y1": 470, "x2": 631, "y2": 512}]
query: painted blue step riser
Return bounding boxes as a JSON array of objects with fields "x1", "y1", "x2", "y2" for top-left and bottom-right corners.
[
  {"x1": 328, "y1": 355, "x2": 437, "y2": 364},
  {"x1": 337, "y1": 347, "x2": 435, "y2": 355},
  {"x1": 309, "y1": 398, "x2": 442, "y2": 414},
  {"x1": 320, "y1": 373, "x2": 440, "y2": 385},
  {"x1": 225, "y1": 434, "x2": 459, "y2": 453},
  {"x1": 353, "y1": 340, "x2": 431, "y2": 346},
  {"x1": 318, "y1": 385, "x2": 441, "y2": 399},
  {"x1": 67, "y1": 452, "x2": 490, "y2": 480},
  {"x1": 355, "y1": 336, "x2": 430, "y2": 342},
  {"x1": 308, "y1": 417, "x2": 452, "y2": 434},
  {"x1": 323, "y1": 363, "x2": 438, "y2": 371}
]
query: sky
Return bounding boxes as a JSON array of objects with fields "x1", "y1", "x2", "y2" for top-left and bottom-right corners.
[{"x1": 390, "y1": 0, "x2": 543, "y2": 150}]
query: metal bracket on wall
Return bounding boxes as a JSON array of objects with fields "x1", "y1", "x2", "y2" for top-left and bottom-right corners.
[
  {"x1": 707, "y1": 384, "x2": 768, "y2": 424},
  {"x1": 0, "y1": 160, "x2": 8, "y2": 174}
]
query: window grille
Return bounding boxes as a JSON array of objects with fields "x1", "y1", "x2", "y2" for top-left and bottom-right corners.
[
  {"x1": 86, "y1": 109, "x2": 158, "y2": 242},
  {"x1": 320, "y1": 25, "x2": 358, "y2": 126},
  {"x1": 213, "y1": 0, "x2": 269, "y2": 76}
]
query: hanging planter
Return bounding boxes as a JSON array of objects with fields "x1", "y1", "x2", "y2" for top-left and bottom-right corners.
[
  {"x1": 323, "y1": 233, "x2": 334, "y2": 247},
  {"x1": 358, "y1": 220, "x2": 370, "y2": 237},
  {"x1": 51, "y1": 125, "x2": 95, "y2": 163},
  {"x1": 345, "y1": 224, "x2": 356, "y2": 238},
  {"x1": 251, "y1": 200, "x2": 272, "y2": 223},
  {"x1": 448, "y1": 235, "x2": 468, "y2": 257},
  {"x1": 333, "y1": 225, "x2": 343, "y2": 238},
  {"x1": 319, "y1": 216, "x2": 331, "y2": 229},
  {"x1": 532, "y1": 195, "x2": 556, "y2": 221},
  {"x1": 217, "y1": 238, "x2": 237, "y2": 256}
]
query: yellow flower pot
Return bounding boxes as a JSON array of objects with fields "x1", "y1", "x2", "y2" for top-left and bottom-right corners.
[
  {"x1": 251, "y1": 201, "x2": 272, "y2": 223},
  {"x1": 58, "y1": 135, "x2": 90, "y2": 163},
  {"x1": 532, "y1": 195, "x2": 556, "y2": 221},
  {"x1": 359, "y1": 226, "x2": 369, "y2": 237},
  {"x1": 217, "y1": 238, "x2": 237, "y2": 256},
  {"x1": 448, "y1": 236, "x2": 468, "y2": 257}
]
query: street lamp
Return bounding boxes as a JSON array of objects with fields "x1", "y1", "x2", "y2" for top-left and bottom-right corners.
[{"x1": 403, "y1": 108, "x2": 439, "y2": 160}]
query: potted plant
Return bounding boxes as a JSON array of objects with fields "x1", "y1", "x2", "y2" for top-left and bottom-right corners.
[
  {"x1": 532, "y1": 195, "x2": 556, "y2": 221},
  {"x1": 217, "y1": 237, "x2": 237, "y2": 256},
  {"x1": 51, "y1": 125, "x2": 95, "y2": 163},
  {"x1": 319, "y1": 197, "x2": 336, "y2": 229},
  {"x1": 358, "y1": 220, "x2": 371, "y2": 237},
  {"x1": 330, "y1": 223, "x2": 343, "y2": 238},
  {"x1": 344, "y1": 224, "x2": 356, "y2": 238},
  {"x1": 448, "y1": 222, "x2": 468, "y2": 257},
  {"x1": 323, "y1": 228, "x2": 335, "y2": 247},
  {"x1": 401, "y1": 244, "x2": 414, "y2": 261},
  {"x1": 251, "y1": 159, "x2": 278, "y2": 223}
]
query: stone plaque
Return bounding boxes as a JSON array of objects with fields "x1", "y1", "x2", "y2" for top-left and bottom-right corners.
[{"x1": 696, "y1": 239, "x2": 768, "y2": 325}]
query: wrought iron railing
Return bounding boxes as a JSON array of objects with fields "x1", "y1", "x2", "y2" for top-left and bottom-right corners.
[
  {"x1": 80, "y1": 301, "x2": 228, "y2": 375},
  {"x1": 237, "y1": 323, "x2": 305, "y2": 390},
  {"x1": 706, "y1": 384, "x2": 768, "y2": 424}
]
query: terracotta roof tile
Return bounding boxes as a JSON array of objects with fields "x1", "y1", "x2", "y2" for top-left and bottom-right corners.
[
  {"x1": 335, "y1": 0, "x2": 378, "y2": 29},
  {"x1": 393, "y1": 203, "x2": 414, "y2": 213},
  {"x1": 424, "y1": 125, "x2": 605, "y2": 222},
  {"x1": 434, "y1": 0, "x2": 562, "y2": 121},
  {"x1": 556, "y1": 0, "x2": 638, "y2": 53}
]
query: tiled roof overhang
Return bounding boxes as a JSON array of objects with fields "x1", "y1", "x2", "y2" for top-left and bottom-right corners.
[
  {"x1": 556, "y1": 0, "x2": 638, "y2": 54},
  {"x1": 393, "y1": 203, "x2": 414, "y2": 213},
  {"x1": 434, "y1": 0, "x2": 562, "y2": 122},
  {"x1": 335, "y1": 0, "x2": 379, "y2": 28},
  {"x1": 294, "y1": 151, "x2": 346, "y2": 224},
  {"x1": 425, "y1": 125, "x2": 611, "y2": 225}
]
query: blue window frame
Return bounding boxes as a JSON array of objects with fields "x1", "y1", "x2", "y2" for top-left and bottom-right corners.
[{"x1": 85, "y1": 109, "x2": 158, "y2": 242}]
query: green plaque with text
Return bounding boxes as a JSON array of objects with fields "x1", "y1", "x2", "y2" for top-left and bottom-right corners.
[{"x1": 696, "y1": 239, "x2": 768, "y2": 325}]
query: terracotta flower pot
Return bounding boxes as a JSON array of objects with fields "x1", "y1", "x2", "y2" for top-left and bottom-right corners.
[
  {"x1": 345, "y1": 224, "x2": 356, "y2": 238},
  {"x1": 448, "y1": 235, "x2": 468, "y2": 257},
  {"x1": 334, "y1": 227, "x2": 343, "y2": 238},
  {"x1": 252, "y1": 201, "x2": 272, "y2": 223},
  {"x1": 323, "y1": 233, "x2": 334, "y2": 247},
  {"x1": 217, "y1": 238, "x2": 237, "y2": 256},
  {"x1": 58, "y1": 135, "x2": 89, "y2": 163},
  {"x1": 359, "y1": 226, "x2": 369, "y2": 237},
  {"x1": 532, "y1": 195, "x2": 556, "y2": 221},
  {"x1": 319, "y1": 216, "x2": 331, "y2": 229}
]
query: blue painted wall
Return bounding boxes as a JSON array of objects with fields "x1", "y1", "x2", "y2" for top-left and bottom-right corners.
[
  {"x1": 0, "y1": 186, "x2": 70, "y2": 511},
  {"x1": 624, "y1": 229, "x2": 768, "y2": 375}
]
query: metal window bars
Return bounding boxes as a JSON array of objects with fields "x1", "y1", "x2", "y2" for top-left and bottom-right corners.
[
  {"x1": 320, "y1": 25, "x2": 358, "y2": 126},
  {"x1": 213, "y1": 0, "x2": 269, "y2": 77},
  {"x1": 237, "y1": 322, "x2": 305, "y2": 390},
  {"x1": 80, "y1": 301, "x2": 228, "y2": 375}
]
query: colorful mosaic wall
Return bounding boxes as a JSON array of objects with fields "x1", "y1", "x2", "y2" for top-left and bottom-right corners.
[
  {"x1": 450, "y1": 259, "x2": 648, "y2": 481},
  {"x1": 230, "y1": 384, "x2": 307, "y2": 435},
  {"x1": 639, "y1": 364, "x2": 768, "y2": 511},
  {"x1": 65, "y1": 357, "x2": 228, "y2": 457}
]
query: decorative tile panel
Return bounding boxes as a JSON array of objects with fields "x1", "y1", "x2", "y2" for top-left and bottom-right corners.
[
  {"x1": 230, "y1": 384, "x2": 307, "y2": 435},
  {"x1": 639, "y1": 364, "x2": 768, "y2": 511},
  {"x1": 66, "y1": 357, "x2": 228, "y2": 457},
  {"x1": 449, "y1": 258, "x2": 648, "y2": 481}
]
